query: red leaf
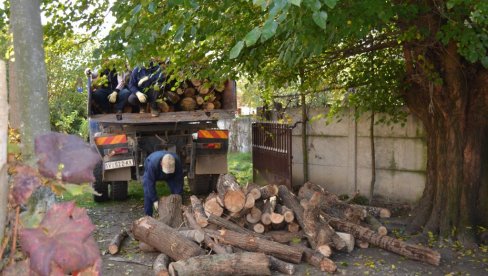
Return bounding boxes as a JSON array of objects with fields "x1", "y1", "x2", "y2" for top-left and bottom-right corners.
[
  {"x1": 35, "y1": 132, "x2": 101, "y2": 183},
  {"x1": 19, "y1": 202, "x2": 101, "y2": 276},
  {"x1": 10, "y1": 166, "x2": 42, "y2": 206}
]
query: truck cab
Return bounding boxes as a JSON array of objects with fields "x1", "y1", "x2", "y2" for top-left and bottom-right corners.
[{"x1": 87, "y1": 77, "x2": 236, "y2": 202}]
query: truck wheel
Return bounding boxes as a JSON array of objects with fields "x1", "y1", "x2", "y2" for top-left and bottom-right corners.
[
  {"x1": 111, "y1": 181, "x2": 128, "y2": 201},
  {"x1": 92, "y1": 162, "x2": 110, "y2": 202},
  {"x1": 188, "y1": 174, "x2": 219, "y2": 195}
]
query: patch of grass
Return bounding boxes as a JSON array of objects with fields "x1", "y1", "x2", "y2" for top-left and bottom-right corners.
[
  {"x1": 58, "y1": 180, "x2": 171, "y2": 208},
  {"x1": 227, "y1": 152, "x2": 253, "y2": 185}
]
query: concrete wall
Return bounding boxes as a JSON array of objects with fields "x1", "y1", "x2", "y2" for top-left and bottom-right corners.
[{"x1": 288, "y1": 108, "x2": 427, "y2": 203}]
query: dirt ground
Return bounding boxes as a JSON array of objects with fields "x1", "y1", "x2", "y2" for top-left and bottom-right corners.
[{"x1": 87, "y1": 199, "x2": 488, "y2": 276}]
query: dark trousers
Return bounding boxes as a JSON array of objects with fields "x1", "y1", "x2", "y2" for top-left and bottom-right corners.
[
  {"x1": 91, "y1": 88, "x2": 131, "y2": 113},
  {"x1": 128, "y1": 89, "x2": 159, "y2": 110}
]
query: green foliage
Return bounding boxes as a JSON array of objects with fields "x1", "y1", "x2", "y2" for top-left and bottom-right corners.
[{"x1": 227, "y1": 152, "x2": 253, "y2": 185}]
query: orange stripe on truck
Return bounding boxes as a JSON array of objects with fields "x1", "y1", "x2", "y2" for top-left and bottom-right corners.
[
  {"x1": 198, "y1": 130, "x2": 228, "y2": 139},
  {"x1": 95, "y1": 134, "x2": 128, "y2": 145}
]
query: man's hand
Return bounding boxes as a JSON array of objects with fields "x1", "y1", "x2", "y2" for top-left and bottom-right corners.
[
  {"x1": 84, "y1": 68, "x2": 91, "y2": 76},
  {"x1": 138, "y1": 76, "x2": 149, "y2": 87},
  {"x1": 107, "y1": 91, "x2": 117, "y2": 103},
  {"x1": 136, "y1": 91, "x2": 147, "y2": 103}
]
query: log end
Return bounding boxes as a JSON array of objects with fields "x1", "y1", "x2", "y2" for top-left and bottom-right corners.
[
  {"x1": 108, "y1": 245, "x2": 118, "y2": 255},
  {"x1": 380, "y1": 208, "x2": 391, "y2": 218},
  {"x1": 224, "y1": 191, "x2": 246, "y2": 213}
]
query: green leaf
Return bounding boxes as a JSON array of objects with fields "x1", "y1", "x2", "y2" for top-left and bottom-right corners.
[
  {"x1": 148, "y1": 2, "x2": 156, "y2": 13},
  {"x1": 253, "y1": 0, "x2": 266, "y2": 7},
  {"x1": 230, "y1": 41, "x2": 245, "y2": 59},
  {"x1": 132, "y1": 4, "x2": 142, "y2": 15},
  {"x1": 323, "y1": 0, "x2": 337, "y2": 9},
  {"x1": 446, "y1": 1, "x2": 455, "y2": 9},
  {"x1": 312, "y1": 11, "x2": 327, "y2": 30},
  {"x1": 161, "y1": 23, "x2": 172, "y2": 34},
  {"x1": 174, "y1": 25, "x2": 185, "y2": 42},
  {"x1": 244, "y1": 27, "x2": 262, "y2": 46},
  {"x1": 125, "y1": 26, "x2": 132, "y2": 38},
  {"x1": 289, "y1": 0, "x2": 302, "y2": 7},
  {"x1": 481, "y1": 56, "x2": 488, "y2": 69},
  {"x1": 261, "y1": 19, "x2": 278, "y2": 41}
]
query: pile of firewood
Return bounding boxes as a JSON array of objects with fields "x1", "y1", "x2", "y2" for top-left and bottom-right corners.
[
  {"x1": 158, "y1": 79, "x2": 226, "y2": 113},
  {"x1": 111, "y1": 174, "x2": 440, "y2": 275}
]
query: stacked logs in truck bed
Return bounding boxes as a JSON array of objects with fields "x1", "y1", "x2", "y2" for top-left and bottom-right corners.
[
  {"x1": 157, "y1": 79, "x2": 227, "y2": 113},
  {"x1": 131, "y1": 174, "x2": 441, "y2": 276}
]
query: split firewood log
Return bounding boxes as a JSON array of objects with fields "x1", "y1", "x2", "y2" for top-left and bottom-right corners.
[
  {"x1": 132, "y1": 217, "x2": 204, "y2": 261},
  {"x1": 108, "y1": 229, "x2": 128, "y2": 255},
  {"x1": 216, "y1": 174, "x2": 246, "y2": 213},
  {"x1": 154, "y1": 254, "x2": 170, "y2": 276},
  {"x1": 168, "y1": 252, "x2": 271, "y2": 276},
  {"x1": 158, "y1": 194, "x2": 183, "y2": 228},
  {"x1": 336, "y1": 232, "x2": 355, "y2": 253}
]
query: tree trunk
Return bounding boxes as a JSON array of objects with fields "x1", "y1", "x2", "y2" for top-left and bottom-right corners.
[
  {"x1": 132, "y1": 216, "x2": 204, "y2": 261},
  {"x1": 168, "y1": 252, "x2": 271, "y2": 276},
  {"x1": 190, "y1": 195, "x2": 208, "y2": 227},
  {"x1": 204, "y1": 192, "x2": 224, "y2": 217},
  {"x1": 182, "y1": 207, "x2": 228, "y2": 254},
  {"x1": 268, "y1": 255, "x2": 295, "y2": 275},
  {"x1": 403, "y1": 34, "x2": 488, "y2": 242},
  {"x1": 205, "y1": 229, "x2": 304, "y2": 264},
  {"x1": 369, "y1": 111, "x2": 376, "y2": 203},
  {"x1": 0, "y1": 61, "x2": 7, "y2": 240}
]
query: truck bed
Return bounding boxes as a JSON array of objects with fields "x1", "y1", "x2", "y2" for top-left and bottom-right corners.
[{"x1": 90, "y1": 110, "x2": 235, "y2": 125}]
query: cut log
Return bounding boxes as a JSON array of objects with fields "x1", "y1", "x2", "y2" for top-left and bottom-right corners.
[
  {"x1": 287, "y1": 222, "x2": 300, "y2": 233},
  {"x1": 352, "y1": 204, "x2": 391, "y2": 218},
  {"x1": 244, "y1": 193, "x2": 255, "y2": 209},
  {"x1": 154, "y1": 254, "x2": 170, "y2": 276},
  {"x1": 246, "y1": 207, "x2": 262, "y2": 224},
  {"x1": 322, "y1": 212, "x2": 441, "y2": 266},
  {"x1": 108, "y1": 229, "x2": 128, "y2": 255},
  {"x1": 301, "y1": 247, "x2": 337, "y2": 273},
  {"x1": 178, "y1": 230, "x2": 205, "y2": 243},
  {"x1": 205, "y1": 229, "x2": 304, "y2": 264},
  {"x1": 336, "y1": 232, "x2": 355, "y2": 253},
  {"x1": 204, "y1": 193, "x2": 224, "y2": 217},
  {"x1": 168, "y1": 252, "x2": 271, "y2": 276},
  {"x1": 276, "y1": 204, "x2": 294, "y2": 223},
  {"x1": 158, "y1": 194, "x2": 183, "y2": 228},
  {"x1": 180, "y1": 97, "x2": 197, "y2": 111},
  {"x1": 316, "y1": 244, "x2": 332, "y2": 257},
  {"x1": 139, "y1": 242, "x2": 157, "y2": 253},
  {"x1": 182, "y1": 207, "x2": 228, "y2": 254},
  {"x1": 261, "y1": 199, "x2": 274, "y2": 226},
  {"x1": 190, "y1": 195, "x2": 208, "y2": 227},
  {"x1": 207, "y1": 214, "x2": 258, "y2": 237},
  {"x1": 364, "y1": 214, "x2": 388, "y2": 236},
  {"x1": 260, "y1": 184, "x2": 279, "y2": 200},
  {"x1": 356, "y1": 239, "x2": 369, "y2": 249},
  {"x1": 266, "y1": 231, "x2": 304, "y2": 244},
  {"x1": 195, "y1": 96, "x2": 204, "y2": 105},
  {"x1": 249, "y1": 222, "x2": 266, "y2": 234},
  {"x1": 278, "y1": 185, "x2": 305, "y2": 229},
  {"x1": 245, "y1": 184, "x2": 262, "y2": 200},
  {"x1": 216, "y1": 174, "x2": 246, "y2": 213},
  {"x1": 268, "y1": 255, "x2": 295, "y2": 275},
  {"x1": 132, "y1": 216, "x2": 204, "y2": 261}
]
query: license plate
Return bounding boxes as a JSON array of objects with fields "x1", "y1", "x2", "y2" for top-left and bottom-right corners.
[{"x1": 104, "y1": 159, "x2": 134, "y2": 170}]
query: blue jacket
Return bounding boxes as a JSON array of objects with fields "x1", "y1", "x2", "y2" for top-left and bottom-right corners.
[
  {"x1": 143, "y1": 151, "x2": 184, "y2": 194},
  {"x1": 128, "y1": 63, "x2": 166, "y2": 95}
]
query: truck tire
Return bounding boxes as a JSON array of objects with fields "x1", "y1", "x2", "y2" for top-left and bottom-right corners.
[
  {"x1": 92, "y1": 162, "x2": 110, "y2": 202},
  {"x1": 111, "y1": 181, "x2": 128, "y2": 201},
  {"x1": 188, "y1": 174, "x2": 219, "y2": 195}
]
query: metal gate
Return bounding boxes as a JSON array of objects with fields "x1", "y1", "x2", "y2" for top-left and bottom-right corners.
[{"x1": 252, "y1": 122, "x2": 292, "y2": 189}]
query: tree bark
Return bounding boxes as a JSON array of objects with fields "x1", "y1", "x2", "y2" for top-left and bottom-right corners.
[
  {"x1": 259, "y1": 184, "x2": 279, "y2": 200},
  {"x1": 190, "y1": 195, "x2": 208, "y2": 227},
  {"x1": 364, "y1": 215, "x2": 388, "y2": 236},
  {"x1": 323, "y1": 213, "x2": 441, "y2": 266},
  {"x1": 0, "y1": 61, "x2": 7, "y2": 240},
  {"x1": 108, "y1": 229, "x2": 128, "y2": 255},
  {"x1": 301, "y1": 247, "x2": 336, "y2": 273},
  {"x1": 351, "y1": 204, "x2": 391, "y2": 218},
  {"x1": 182, "y1": 207, "x2": 228, "y2": 254},
  {"x1": 158, "y1": 194, "x2": 183, "y2": 228},
  {"x1": 266, "y1": 230, "x2": 304, "y2": 244},
  {"x1": 205, "y1": 229, "x2": 304, "y2": 264},
  {"x1": 154, "y1": 254, "x2": 170, "y2": 276},
  {"x1": 132, "y1": 216, "x2": 204, "y2": 261},
  {"x1": 204, "y1": 192, "x2": 224, "y2": 217},
  {"x1": 216, "y1": 174, "x2": 246, "y2": 213},
  {"x1": 268, "y1": 255, "x2": 295, "y2": 275},
  {"x1": 207, "y1": 214, "x2": 260, "y2": 237},
  {"x1": 168, "y1": 252, "x2": 271, "y2": 276}
]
